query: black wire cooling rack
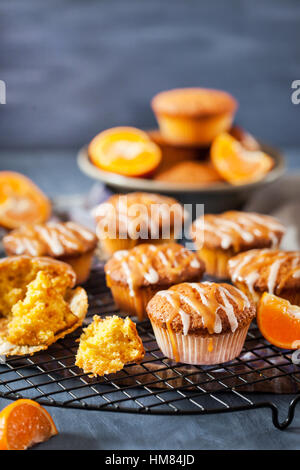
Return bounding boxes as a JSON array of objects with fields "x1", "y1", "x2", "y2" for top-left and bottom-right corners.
[{"x1": 1, "y1": 265, "x2": 300, "y2": 430}]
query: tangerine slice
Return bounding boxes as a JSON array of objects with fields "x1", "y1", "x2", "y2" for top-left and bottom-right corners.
[
  {"x1": 257, "y1": 293, "x2": 300, "y2": 349},
  {"x1": 0, "y1": 399, "x2": 58, "y2": 450},
  {"x1": 89, "y1": 127, "x2": 162, "y2": 177},
  {"x1": 0, "y1": 171, "x2": 51, "y2": 229},
  {"x1": 210, "y1": 132, "x2": 273, "y2": 185}
]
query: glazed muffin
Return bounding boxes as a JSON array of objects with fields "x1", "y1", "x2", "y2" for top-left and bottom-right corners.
[
  {"x1": 93, "y1": 192, "x2": 185, "y2": 256},
  {"x1": 154, "y1": 160, "x2": 224, "y2": 185},
  {"x1": 3, "y1": 221, "x2": 97, "y2": 284},
  {"x1": 191, "y1": 211, "x2": 285, "y2": 279},
  {"x1": 0, "y1": 256, "x2": 88, "y2": 356},
  {"x1": 229, "y1": 249, "x2": 300, "y2": 306},
  {"x1": 105, "y1": 243, "x2": 205, "y2": 320},
  {"x1": 147, "y1": 282, "x2": 255, "y2": 365},
  {"x1": 76, "y1": 315, "x2": 145, "y2": 377},
  {"x1": 151, "y1": 88, "x2": 238, "y2": 146}
]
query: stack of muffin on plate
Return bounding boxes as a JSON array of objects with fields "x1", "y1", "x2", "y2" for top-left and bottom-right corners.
[{"x1": 88, "y1": 87, "x2": 274, "y2": 186}]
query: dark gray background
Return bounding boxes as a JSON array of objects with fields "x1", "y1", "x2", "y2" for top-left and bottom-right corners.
[{"x1": 1, "y1": 0, "x2": 300, "y2": 150}]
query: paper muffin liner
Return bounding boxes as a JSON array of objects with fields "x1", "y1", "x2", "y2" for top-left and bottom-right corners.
[
  {"x1": 110, "y1": 284, "x2": 162, "y2": 321},
  {"x1": 151, "y1": 323, "x2": 250, "y2": 365}
]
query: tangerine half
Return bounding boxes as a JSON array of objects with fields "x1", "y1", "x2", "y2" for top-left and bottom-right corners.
[
  {"x1": 89, "y1": 127, "x2": 162, "y2": 177},
  {"x1": 0, "y1": 171, "x2": 51, "y2": 229},
  {"x1": 210, "y1": 132, "x2": 273, "y2": 185}
]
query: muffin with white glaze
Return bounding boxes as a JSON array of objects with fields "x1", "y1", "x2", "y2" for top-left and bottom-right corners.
[
  {"x1": 228, "y1": 249, "x2": 300, "y2": 306},
  {"x1": 191, "y1": 211, "x2": 285, "y2": 279},
  {"x1": 147, "y1": 282, "x2": 255, "y2": 365},
  {"x1": 3, "y1": 222, "x2": 97, "y2": 284},
  {"x1": 93, "y1": 192, "x2": 185, "y2": 256},
  {"x1": 105, "y1": 243, "x2": 205, "y2": 320}
]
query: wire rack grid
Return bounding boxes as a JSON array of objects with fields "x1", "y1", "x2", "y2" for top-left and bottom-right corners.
[{"x1": 0, "y1": 266, "x2": 300, "y2": 430}]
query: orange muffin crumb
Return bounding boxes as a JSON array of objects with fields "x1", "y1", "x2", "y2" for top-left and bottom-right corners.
[{"x1": 76, "y1": 315, "x2": 145, "y2": 377}]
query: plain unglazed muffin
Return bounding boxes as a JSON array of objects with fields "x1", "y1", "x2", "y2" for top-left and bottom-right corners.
[
  {"x1": 3, "y1": 221, "x2": 97, "y2": 284},
  {"x1": 92, "y1": 192, "x2": 185, "y2": 256},
  {"x1": 75, "y1": 315, "x2": 145, "y2": 377},
  {"x1": 154, "y1": 160, "x2": 224, "y2": 185},
  {"x1": 0, "y1": 256, "x2": 88, "y2": 356},
  {"x1": 228, "y1": 249, "x2": 300, "y2": 306},
  {"x1": 191, "y1": 211, "x2": 285, "y2": 279},
  {"x1": 147, "y1": 282, "x2": 255, "y2": 365},
  {"x1": 105, "y1": 243, "x2": 205, "y2": 320},
  {"x1": 151, "y1": 88, "x2": 238, "y2": 146}
]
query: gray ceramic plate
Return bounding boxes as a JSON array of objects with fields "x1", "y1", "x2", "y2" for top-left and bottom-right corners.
[{"x1": 77, "y1": 142, "x2": 285, "y2": 212}]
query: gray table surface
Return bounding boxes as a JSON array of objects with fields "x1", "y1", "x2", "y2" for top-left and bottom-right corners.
[{"x1": 0, "y1": 149, "x2": 300, "y2": 450}]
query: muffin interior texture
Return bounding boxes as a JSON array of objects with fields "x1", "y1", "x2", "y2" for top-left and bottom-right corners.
[
  {"x1": 0, "y1": 256, "x2": 87, "y2": 352},
  {"x1": 0, "y1": 258, "x2": 73, "y2": 319},
  {"x1": 75, "y1": 315, "x2": 145, "y2": 376},
  {"x1": 7, "y1": 271, "x2": 77, "y2": 346}
]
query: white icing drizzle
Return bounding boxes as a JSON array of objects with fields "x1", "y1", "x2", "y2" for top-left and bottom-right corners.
[
  {"x1": 200, "y1": 212, "x2": 284, "y2": 250},
  {"x1": 190, "y1": 258, "x2": 200, "y2": 268},
  {"x1": 217, "y1": 287, "x2": 239, "y2": 332},
  {"x1": 157, "y1": 291, "x2": 191, "y2": 336},
  {"x1": 35, "y1": 226, "x2": 64, "y2": 256},
  {"x1": 113, "y1": 250, "x2": 129, "y2": 260},
  {"x1": 267, "y1": 256, "x2": 286, "y2": 294},
  {"x1": 121, "y1": 261, "x2": 134, "y2": 297},
  {"x1": 244, "y1": 271, "x2": 260, "y2": 295},
  {"x1": 143, "y1": 267, "x2": 159, "y2": 284},
  {"x1": 230, "y1": 251, "x2": 257, "y2": 283},
  {"x1": 190, "y1": 283, "x2": 222, "y2": 333},
  {"x1": 65, "y1": 222, "x2": 95, "y2": 241},
  {"x1": 230, "y1": 285, "x2": 251, "y2": 308}
]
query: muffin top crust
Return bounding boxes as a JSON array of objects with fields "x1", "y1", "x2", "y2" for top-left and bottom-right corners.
[
  {"x1": 105, "y1": 243, "x2": 205, "y2": 291},
  {"x1": 3, "y1": 221, "x2": 97, "y2": 258},
  {"x1": 93, "y1": 192, "x2": 185, "y2": 238},
  {"x1": 146, "y1": 282, "x2": 255, "y2": 336},
  {"x1": 228, "y1": 249, "x2": 300, "y2": 295},
  {"x1": 191, "y1": 211, "x2": 285, "y2": 252},
  {"x1": 151, "y1": 88, "x2": 238, "y2": 118}
]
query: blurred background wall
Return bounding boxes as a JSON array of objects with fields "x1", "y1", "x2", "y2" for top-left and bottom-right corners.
[{"x1": 0, "y1": 0, "x2": 299, "y2": 150}]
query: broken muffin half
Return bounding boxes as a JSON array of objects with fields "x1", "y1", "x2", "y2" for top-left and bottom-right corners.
[{"x1": 0, "y1": 255, "x2": 88, "y2": 356}]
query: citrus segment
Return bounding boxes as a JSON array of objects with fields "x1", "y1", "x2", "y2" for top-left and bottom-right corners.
[
  {"x1": 257, "y1": 293, "x2": 300, "y2": 349},
  {"x1": 210, "y1": 132, "x2": 273, "y2": 185},
  {"x1": 89, "y1": 127, "x2": 161, "y2": 177},
  {"x1": 0, "y1": 399, "x2": 58, "y2": 450},
  {"x1": 0, "y1": 171, "x2": 51, "y2": 229}
]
